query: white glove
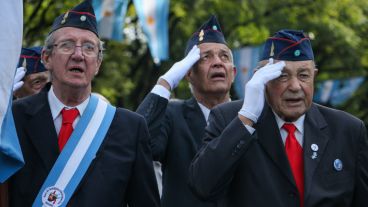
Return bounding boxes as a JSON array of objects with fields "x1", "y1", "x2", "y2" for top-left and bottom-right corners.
[
  {"x1": 160, "y1": 45, "x2": 200, "y2": 89},
  {"x1": 239, "y1": 59, "x2": 285, "y2": 123},
  {"x1": 13, "y1": 67, "x2": 26, "y2": 92}
]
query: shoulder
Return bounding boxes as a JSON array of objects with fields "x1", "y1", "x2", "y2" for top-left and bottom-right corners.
[
  {"x1": 168, "y1": 98, "x2": 185, "y2": 107},
  {"x1": 13, "y1": 91, "x2": 47, "y2": 114},
  {"x1": 212, "y1": 100, "x2": 243, "y2": 116},
  {"x1": 114, "y1": 107, "x2": 146, "y2": 124},
  {"x1": 167, "y1": 97, "x2": 186, "y2": 112},
  {"x1": 314, "y1": 103, "x2": 363, "y2": 125}
]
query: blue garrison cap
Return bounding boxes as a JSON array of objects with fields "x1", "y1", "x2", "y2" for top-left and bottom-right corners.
[
  {"x1": 261, "y1": 29, "x2": 314, "y2": 61},
  {"x1": 185, "y1": 15, "x2": 227, "y2": 55},
  {"x1": 18, "y1": 47, "x2": 47, "y2": 76},
  {"x1": 50, "y1": 0, "x2": 98, "y2": 37}
]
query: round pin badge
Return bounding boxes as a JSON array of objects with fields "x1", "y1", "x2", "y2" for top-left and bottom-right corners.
[
  {"x1": 294, "y1": 49, "x2": 301, "y2": 57},
  {"x1": 212, "y1": 25, "x2": 218, "y2": 30},
  {"x1": 42, "y1": 186, "x2": 65, "y2": 207},
  {"x1": 333, "y1": 159, "x2": 343, "y2": 171},
  {"x1": 80, "y1": 15, "x2": 87, "y2": 22},
  {"x1": 311, "y1": 144, "x2": 319, "y2": 152}
]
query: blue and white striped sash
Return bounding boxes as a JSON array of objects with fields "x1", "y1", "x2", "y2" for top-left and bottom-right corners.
[{"x1": 33, "y1": 95, "x2": 116, "y2": 207}]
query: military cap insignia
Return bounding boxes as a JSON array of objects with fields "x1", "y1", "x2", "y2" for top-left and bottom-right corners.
[
  {"x1": 80, "y1": 15, "x2": 87, "y2": 22},
  {"x1": 270, "y1": 42, "x2": 275, "y2": 57},
  {"x1": 294, "y1": 49, "x2": 301, "y2": 57},
  {"x1": 199, "y1": 29, "x2": 204, "y2": 41},
  {"x1": 61, "y1": 11, "x2": 69, "y2": 24}
]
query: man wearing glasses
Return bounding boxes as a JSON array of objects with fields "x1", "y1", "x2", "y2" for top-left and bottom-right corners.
[{"x1": 8, "y1": 1, "x2": 160, "y2": 206}]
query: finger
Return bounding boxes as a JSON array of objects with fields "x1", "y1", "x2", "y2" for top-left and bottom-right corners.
[
  {"x1": 188, "y1": 45, "x2": 199, "y2": 56},
  {"x1": 14, "y1": 69, "x2": 26, "y2": 82},
  {"x1": 268, "y1": 58, "x2": 274, "y2": 64},
  {"x1": 13, "y1": 81, "x2": 24, "y2": 92},
  {"x1": 186, "y1": 45, "x2": 200, "y2": 63}
]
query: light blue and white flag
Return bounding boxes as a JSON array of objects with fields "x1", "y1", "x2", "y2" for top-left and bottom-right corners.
[
  {"x1": 232, "y1": 45, "x2": 263, "y2": 98},
  {"x1": 133, "y1": 0, "x2": 169, "y2": 64},
  {"x1": 92, "y1": 0, "x2": 129, "y2": 41},
  {"x1": 0, "y1": 0, "x2": 24, "y2": 183},
  {"x1": 313, "y1": 76, "x2": 365, "y2": 107}
]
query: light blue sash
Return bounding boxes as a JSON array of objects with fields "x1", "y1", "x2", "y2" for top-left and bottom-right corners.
[{"x1": 33, "y1": 95, "x2": 116, "y2": 207}]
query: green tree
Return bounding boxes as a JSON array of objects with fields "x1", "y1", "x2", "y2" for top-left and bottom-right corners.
[{"x1": 23, "y1": 0, "x2": 368, "y2": 124}]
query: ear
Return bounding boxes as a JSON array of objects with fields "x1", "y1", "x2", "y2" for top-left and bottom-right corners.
[
  {"x1": 185, "y1": 68, "x2": 192, "y2": 82},
  {"x1": 95, "y1": 59, "x2": 102, "y2": 75},
  {"x1": 232, "y1": 66, "x2": 237, "y2": 82},
  {"x1": 41, "y1": 49, "x2": 52, "y2": 71}
]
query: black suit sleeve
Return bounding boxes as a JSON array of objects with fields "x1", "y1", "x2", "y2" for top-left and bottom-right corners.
[
  {"x1": 352, "y1": 121, "x2": 368, "y2": 206},
  {"x1": 125, "y1": 116, "x2": 160, "y2": 207},
  {"x1": 136, "y1": 93, "x2": 170, "y2": 162},
  {"x1": 188, "y1": 103, "x2": 256, "y2": 201}
]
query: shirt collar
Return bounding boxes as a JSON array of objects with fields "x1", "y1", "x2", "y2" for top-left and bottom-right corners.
[
  {"x1": 197, "y1": 98, "x2": 231, "y2": 124},
  {"x1": 273, "y1": 110, "x2": 305, "y2": 134},
  {"x1": 48, "y1": 86, "x2": 90, "y2": 120},
  {"x1": 197, "y1": 102, "x2": 210, "y2": 123}
]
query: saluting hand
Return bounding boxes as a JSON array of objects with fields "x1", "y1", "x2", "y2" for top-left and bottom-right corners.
[
  {"x1": 239, "y1": 58, "x2": 285, "y2": 123},
  {"x1": 159, "y1": 45, "x2": 200, "y2": 90},
  {"x1": 13, "y1": 67, "x2": 26, "y2": 92}
]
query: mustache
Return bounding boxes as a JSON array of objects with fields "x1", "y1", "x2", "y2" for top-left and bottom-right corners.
[{"x1": 283, "y1": 91, "x2": 305, "y2": 99}]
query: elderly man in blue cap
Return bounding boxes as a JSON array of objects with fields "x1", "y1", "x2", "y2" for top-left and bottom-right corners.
[
  {"x1": 9, "y1": 1, "x2": 159, "y2": 206},
  {"x1": 189, "y1": 29, "x2": 368, "y2": 207},
  {"x1": 137, "y1": 15, "x2": 236, "y2": 207},
  {"x1": 13, "y1": 47, "x2": 50, "y2": 99}
]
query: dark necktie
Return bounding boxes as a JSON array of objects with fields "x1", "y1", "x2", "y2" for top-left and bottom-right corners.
[
  {"x1": 58, "y1": 108, "x2": 79, "y2": 152},
  {"x1": 283, "y1": 123, "x2": 304, "y2": 207}
]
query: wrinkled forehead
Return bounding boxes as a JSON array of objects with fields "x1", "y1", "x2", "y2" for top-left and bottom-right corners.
[
  {"x1": 257, "y1": 59, "x2": 315, "y2": 70},
  {"x1": 52, "y1": 27, "x2": 99, "y2": 43},
  {"x1": 282, "y1": 60, "x2": 315, "y2": 72},
  {"x1": 198, "y1": 42, "x2": 231, "y2": 53}
]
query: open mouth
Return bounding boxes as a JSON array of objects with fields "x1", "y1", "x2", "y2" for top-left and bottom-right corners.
[
  {"x1": 210, "y1": 71, "x2": 226, "y2": 80},
  {"x1": 69, "y1": 67, "x2": 84, "y2": 73},
  {"x1": 285, "y1": 98, "x2": 303, "y2": 105}
]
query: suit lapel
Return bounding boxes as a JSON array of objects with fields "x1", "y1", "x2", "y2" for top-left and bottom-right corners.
[
  {"x1": 256, "y1": 106, "x2": 296, "y2": 187},
  {"x1": 183, "y1": 97, "x2": 207, "y2": 150},
  {"x1": 303, "y1": 104, "x2": 329, "y2": 200},
  {"x1": 25, "y1": 91, "x2": 59, "y2": 171}
]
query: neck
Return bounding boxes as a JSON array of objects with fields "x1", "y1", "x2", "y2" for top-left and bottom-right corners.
[
  {"x1": 194, "y1": 92, "x2": 230, "y2": 109},
  {"x1": 52, "y1": 83, "x2": 90, "y2": 107}
]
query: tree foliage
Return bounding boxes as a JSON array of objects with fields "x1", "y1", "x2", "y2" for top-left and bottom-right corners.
[{"x1": 23, "y1": 0, "x2": 368, "y2": 124}]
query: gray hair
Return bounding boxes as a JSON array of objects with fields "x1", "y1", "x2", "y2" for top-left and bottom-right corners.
[{"x1": 43, "y1": 32, "x2": 104, "y2": 61}]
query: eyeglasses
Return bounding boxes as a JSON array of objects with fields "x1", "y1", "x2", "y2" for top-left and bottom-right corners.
[{"x1": 53, "y1": 41, "x2": 100, "y2": 57}]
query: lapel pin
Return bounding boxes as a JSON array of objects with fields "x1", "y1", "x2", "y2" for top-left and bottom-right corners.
[
  {"x1": 311, "y1": 152, "x2": 318, "y2": 159},
  {"x1": 333, "y1": 159, "x2": 343, "y2": 171},
  {"x1": 311, "y1": 143, "x2": 319, "y2": 152}
]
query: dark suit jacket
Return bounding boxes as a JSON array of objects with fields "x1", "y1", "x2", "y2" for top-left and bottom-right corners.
[
  {"x1": 189, "y1": 100, "x2": 368, "y2": 207},
  {"x1": 136, "y1": 93, "x2": 217, "y2": 207},
  {"x1": 9, "y1": 88, "x2": 160, "y2": 207}
]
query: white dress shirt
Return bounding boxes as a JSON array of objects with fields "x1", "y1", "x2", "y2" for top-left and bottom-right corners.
[{"x1": 48, "y1": 86, "x2": 89, "y2": 135}]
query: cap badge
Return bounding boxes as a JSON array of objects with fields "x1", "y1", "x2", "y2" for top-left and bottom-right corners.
[
  {"x1": 80, "y1": 15, "x2": 87, "y2": 22},
  {"x1": 199, "y1": 29, "x2": 204, "y2": 41},
  {"x1": 294, "y1": 49, "x2": 301, "y2": 57},
  {"x1": 270, "y1": 42, "x2": 275, "y2": 57},
  {"x1": 212, "y1": 25, "x2": 217, "y2": 30},
  {"x1": 22, "y1": 59, "x2": 27, "y2": 68},
  {"x1": 61, "y1": 11, "x2": 69, "y2": 24}
]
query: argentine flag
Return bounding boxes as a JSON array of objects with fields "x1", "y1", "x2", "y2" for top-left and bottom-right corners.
[
  {"x1": 0, "y1": 0, "x2": 24, "y2": 183},
  {"x1": 133, "y1": 0, "x2": 169, "y2": 64},
  {"x1": 93, "y1": 0, "x2": 129, "y2": 41}
]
